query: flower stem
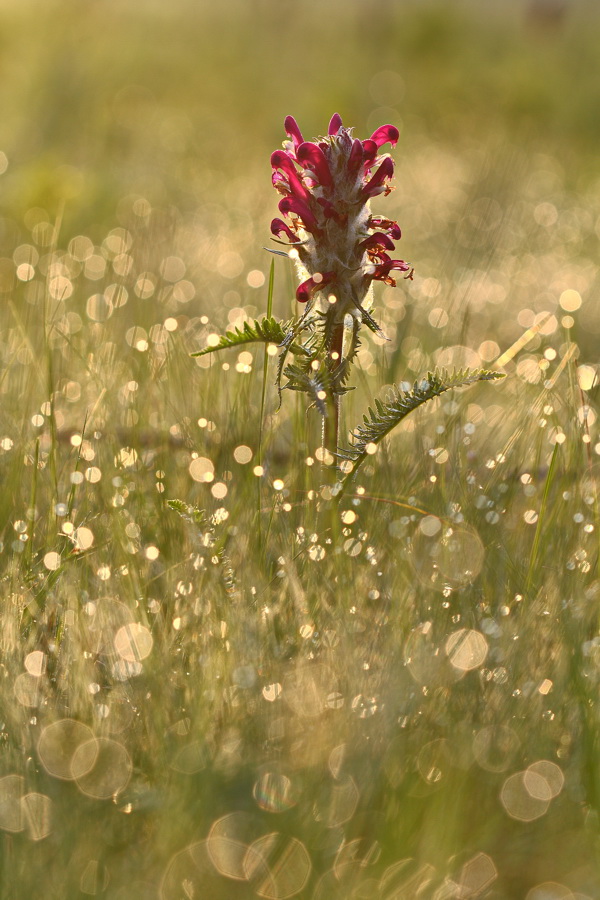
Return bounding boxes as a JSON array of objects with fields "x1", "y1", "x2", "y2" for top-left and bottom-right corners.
[{"x1": 323, "y1": 321, "x2": 345, "y2": 481}]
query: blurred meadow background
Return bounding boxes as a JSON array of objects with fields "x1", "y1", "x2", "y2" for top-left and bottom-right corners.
[{"x1": 1, "y1": 0, "x2": 600, "y2": 897}]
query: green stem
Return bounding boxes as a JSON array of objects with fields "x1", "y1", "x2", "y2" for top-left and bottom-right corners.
[
  {"x1": 258, "y1": 261, "x2": 275, "y2": 555},
  {"x1": 323, "y1": 322, "x2": 344, "y2": 482}
]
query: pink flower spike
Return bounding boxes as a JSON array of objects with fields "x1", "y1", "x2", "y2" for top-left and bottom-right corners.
[
  {"x1": 361, "y1": 156, "x2": 394, "y2": 198},
  {"x1": 328, "y1": 113, "x2": 343, "y2": 135},
  {"x1": 296, "y1": 142, "x2": 334, "y2": 189},
  {"x1": 278, "y1": 196, "x2": 320, "y2": 234},
  {"x1": 359, "y1": 232, "x2": 396, "y2": 253},
  {"x1": 369, "y1": 124, "x2": 399, "y2": 149},
  {"x1": 296, "y1": 271, "x2": 336, "y2": 303},
  {"x1": 284, "y1": 116, "x2": 304, "y2": 149},
  {"x1": 270, "y1": 218, "x2": 299, "y2": 243},
  {"x1": 317, "y1": 197, "x2": 346, "y2": 225}
]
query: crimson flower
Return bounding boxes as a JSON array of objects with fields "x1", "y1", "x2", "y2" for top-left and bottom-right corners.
[{"x1": 270, "y1": 114, "x2": 412, "y2": 314}]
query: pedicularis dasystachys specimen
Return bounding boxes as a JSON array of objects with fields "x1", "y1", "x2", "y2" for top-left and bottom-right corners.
[
  {"x1": 191, "y1": 114, "x2": 502, "y2": 488},
  {"x1": 270, "y1": 112, "x2": 413, "y2": 316},
  {"x1": 268, "y1": 113, "x2": 414, "y2": 461}
]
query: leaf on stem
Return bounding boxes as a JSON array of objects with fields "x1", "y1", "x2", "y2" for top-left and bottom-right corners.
[
  {"x1": 190, "y1": 317, "x2": 309, "y2": 358},
  {"x1": 338, "y1": 367, "x2": 504, "y2": 482}
]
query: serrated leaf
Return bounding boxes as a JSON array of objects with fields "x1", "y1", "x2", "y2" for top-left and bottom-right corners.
[
  {"x1": 283, "y1": 362, "x2": 332, "y2": 414},
  {"x1": 167, "y1": 499, "x2": 206, "y2": 527},
  {"x1": 190, "y1": 317, "x2": 309, "y2": 358},
  {"x1": 338, "y1": 367, "x2": 504, "y2": 485}
]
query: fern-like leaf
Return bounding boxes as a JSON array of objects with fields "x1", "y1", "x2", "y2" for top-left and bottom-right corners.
[
  {"x1": 190, "y1": 317, "x2": 309, "y2": 358},
  {"x1": 338, "y1": 368, "x2": 504, "y2": 483},
  {"x1": 283, "y1": 362, "x2": 333, "y2": 414},
  {"x1": 167, "y1": 499, "x2": 206, "y2": 527},
  {"x1": 332, "y1": 318, "x2": 361, "y2": 392}
]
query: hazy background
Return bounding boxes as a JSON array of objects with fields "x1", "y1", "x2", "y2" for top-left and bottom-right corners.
[
  {"x1": 1, "y1": 4, "x2": 599, "y2": 898},
  {"x1": 1, "y1": 0, "x2": 599, "y2": 365}
]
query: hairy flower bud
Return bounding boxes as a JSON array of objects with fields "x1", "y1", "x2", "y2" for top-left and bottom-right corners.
[{"x1": 270, "y1": 114, "x2": 412, "y2": 314}]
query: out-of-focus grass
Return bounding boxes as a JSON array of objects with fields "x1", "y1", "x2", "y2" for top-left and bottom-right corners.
[{"x1": 0, "y1": 1, "x2": 599, "y2": 898}]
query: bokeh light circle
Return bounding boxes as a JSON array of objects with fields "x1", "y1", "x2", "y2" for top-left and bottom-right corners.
[
  {"x1": 411, "y1": 524, "x2": 485, "y2": 590},
  {"x1": 37, "y1": 719, "x2": 97, "y2": 781},
  {"x1": 114, "y1": 622, "x2": 153, "y2": 662},
  {"x1": 72, "y1": 737, "x2": 132, "y2": 799}
]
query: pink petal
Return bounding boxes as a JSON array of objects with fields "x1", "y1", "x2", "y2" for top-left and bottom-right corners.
[
  {"x1": 296, "y1": 142, "x2": 334, "y2": 189},
  {"x1": 284, "y1": 116, "x2": 304, "y2": 149},
  {"x1": 361, "y1": 156, "x2": 394, "y2": 198},
  {"x1": 368, "y1": 216, "x2": 402, "y2": 240},
  {"x1": 328, "y1": 113, "x2": 343, "y2": 135},
  {"x1": 270, "y1": 218, "x2": 299, "y2": 242},
  {"x1": 369, "y1": 124, "x2": 399, "y2": 149},
  {"x1": 278, "y1": 196, "x2": 320, "y2": 234},
  {"x1": 271, "y1": 151, "x2": 311, "y2": 203},
  {"x1": 271, "y1": 150, "x2": 297, "y2": 176},
  {"x1": 359, "y1": 232, "x2": 396, "y2": 253},
  {"x1": 367, "y1": 257, "x2": 410, "y2": 281},
  {"x1": 347, "y1": 139, "x2": 364, "y2": 176},
  {"x1": 296, "y1": 271, "x2": 336, "y2": 303},
  {"x1": 362, "y1": 140, "x2": 378, "y2": 168}
]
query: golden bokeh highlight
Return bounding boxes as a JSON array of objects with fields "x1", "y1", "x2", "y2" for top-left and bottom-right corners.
[
  {"x1": 405, "y1": 623, "x2": 463, "y2": 688},
  {"x1": 21, "y1": 792, "x2": 52, "y2": 841},
  {"x1": 526, "y1": 883, "x2": 577, "y2": 900},
  {"x1": 243, "y1": 833, "x2": 312, "y2": 899},
  {"x1": 457, "y1": 852, "x2": 497, "y2": 895},
  {"x1": 417, "y1": 739, "x2": 452, "y2": 787},
  {"x1": 189, "y1": 456, "x2": 214, "y2": 482},
  {"x1": 114, "y1": 622, "x2": 153, "y2": 662},
  {"x1": 445, "y1": 629, "x2": 488, "y2": 672},
  {"x1": 73, "y1": 738, "x2": 132, "y2": 800},
  {"x1": 161, "y1": 841, "x2": 228, "y2": 900},
  {"x1": 24, "y1": 650, "x2": 46, "y2": 677},
  {"x1": 378, "y1": 859, "x2": 437, "y2": 899},
  {"x1": 312, "y1": 776, "x2": 359, "y2": 827},
  {"x1": 0, "y1": 774, "x2": 25, "y2": 833},
  {"x1": 80, "y1": 860, "x2": 110, "y2": 895},
  {"x1": 37, "y1": 719, "x2": 97, "y2": 781},
  {"x1": 233, "y1": 444, "x2": 253, "y2": 464},
  {"x1": 253, "y1": 772, "x2": 300, "y2": 814},
  {"x1": 500, "y1": 771, "x2": 550, "y2": 821},
  {"x1": 472, "y1": 725, "x2": 520, "y2": 773},
  {"x1": 207, "y1": 811, "x2": 266, "y2": 880},
  {"x1": 411, "y1": 524, "x2": 485, "y2": 590},
  {"x1": 14, "y1": 671, "x2": 43, "y2": 707},
  {"x1": 73, "y1": 525, "x2": 94, "y2": 551},
  {"x1": 525, "y1": 760, "x2": 564, "y2": 800}
]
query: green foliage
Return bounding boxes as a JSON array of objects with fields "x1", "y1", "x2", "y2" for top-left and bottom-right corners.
[
  {"x1": 190, "y1": 316, "x2": 308, "y2": 358},
  {"x1": 282, "y1": 361, "x2": 333, "y2": 415},
  {"x1": 166, "y1": 498, "x2": 206, "y2": 527},
  {"x1": 339, "y1": 368, "x2": 505, "y2": 482}
]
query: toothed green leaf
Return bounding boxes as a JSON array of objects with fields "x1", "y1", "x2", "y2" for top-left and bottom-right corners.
[
  {"x1": 190, "y1": 317, "x2": 309, "y2": 357},
  {"x1": 167, "y1": 499, "x2": 206, "y2": 527},
  {"x1": 283, "y1": 362, "x2": 333, "y2": 414},
  {"x1": 338, "y1": 367, "x2": 504, "y2": 483}
]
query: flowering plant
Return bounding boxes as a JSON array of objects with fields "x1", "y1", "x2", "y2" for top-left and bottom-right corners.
[
  {"x1": 270, "y1": 113, "x2": 412, "y2": 322},
  {"x1": 192, "y1": 115, "x2": 501, "y2": 488}
]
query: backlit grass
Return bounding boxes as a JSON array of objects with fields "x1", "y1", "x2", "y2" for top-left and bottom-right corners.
[{"x1": 0, "y1": 2, "x2": 599, "y2": 898}]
